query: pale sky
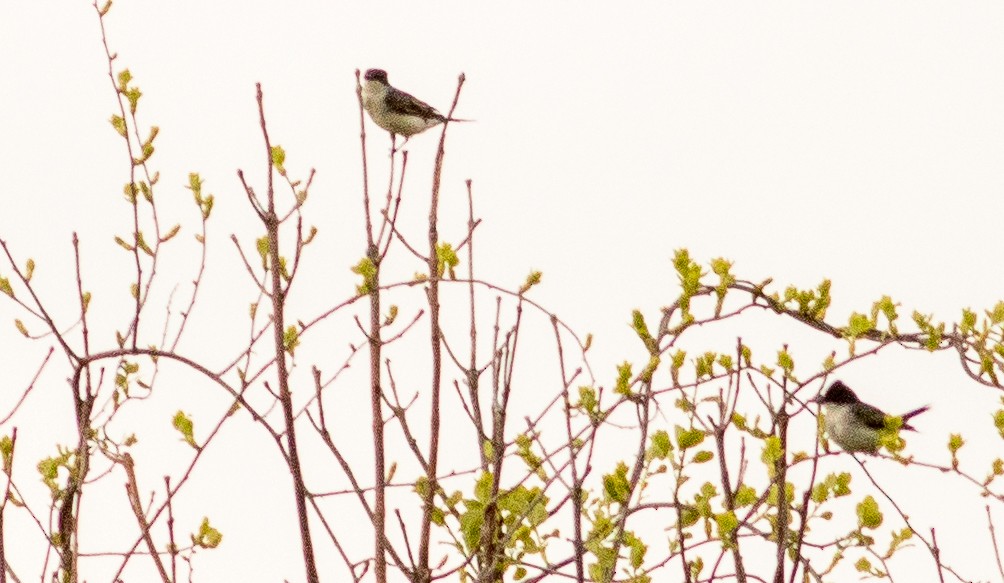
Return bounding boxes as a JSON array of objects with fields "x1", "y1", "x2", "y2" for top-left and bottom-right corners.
[{"x1": 2, "y1": 2, "x2": 1004, "y2": 582}]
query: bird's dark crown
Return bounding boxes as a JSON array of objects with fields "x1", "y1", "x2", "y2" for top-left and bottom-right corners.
[
  {"x1": 817, "y1": 381, "x2": 861, "y2": 405},
  {"x1": 364, "y1": 68, "x2": 388, "y2": 83}
]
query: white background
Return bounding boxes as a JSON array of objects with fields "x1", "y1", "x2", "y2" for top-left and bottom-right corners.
[{"x1": 2, "y1": 2, "x2": 1004, "y2": 582}]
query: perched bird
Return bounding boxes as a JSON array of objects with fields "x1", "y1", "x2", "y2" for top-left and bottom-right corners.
[
  {"x1": 362, "y1": 68, "x2": 470, "y2": 147},
  {"x1": 813, "y1": 380, "x2": 930, "y2": 454}
]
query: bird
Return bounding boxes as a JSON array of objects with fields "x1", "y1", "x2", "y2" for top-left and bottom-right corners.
[
  {"x1": 362, "y1": 68, "x2": 470, "y2": 148},
  {"x1": 812, "y1": 380, "x2": 930, "y2": 454}
]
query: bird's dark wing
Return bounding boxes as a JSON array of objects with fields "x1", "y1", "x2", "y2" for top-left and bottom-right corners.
[
  {"x1": 855, "y1": 403, "x2": 888, "y2": 431},
  {"x1": 900, "y1": 405, "x2": 930, "y2": 431},
  {"x1": 385, "y1": 87, "x2": 445, "y2": 122}
]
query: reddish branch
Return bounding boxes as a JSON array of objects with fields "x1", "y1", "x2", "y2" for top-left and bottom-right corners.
[
  {"x1": 416, "y1": 73, "x2": 466, "y2": 583},
  {"x1": 246, "y1": 83, "x2": 319, "y2": 583}
]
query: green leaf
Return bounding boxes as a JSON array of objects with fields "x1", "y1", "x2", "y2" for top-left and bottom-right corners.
[
  {"x1": 856, "y1": 495, "x2": 883, "y2": 529},
  {"x1": 845, "y1": 312, "x2": 873, "y2": 338},
  {"x1": 696, "y1": 482, "x2": 717, "y2": 518},
  {"x1": 631, "y1": 309, "x2": 653, "y2": 349},
  {"x1": 172, "y1": 411, "x2": 198, "y2": 449},
  {"x1": 811, "y1": 482, "x2": 829, "y2": 504},
  {"x1": 578, "y1": 386, "x2": 600, "y2": 422},
  {"x1": 734, "y1": 484, "x2": 757, "y2": 507},
  {"x1": 688, "y1": 556, "x2": 704, "y2": 580},
  {"x1": 186, "y1": 173, "x2": 214, "y2": 218},
  {"x1": 256, "y1": 236, "x2": 270, "y2": 268},
  {"x1": 458, "y1": 498, "x2": 484, "y2": 553},
  {"x1": 694, "y1": 351, "x2": 716, "y2": 379},
  {"x1": 37, "y1": 448, "x2": 74, "y2": 499},
  {"x1": 125, "y1": 87, "x2": 142, "y2": 114},
  {"x1": 144, "y1": 125, "x2": 159, "y2": 146},
  {"x1": 614, "y1": 362, "x2": 633, "y2": 397},
  {"x1": 187, "y1": 172, "x2": 203, "y2": 196},
  {"x1": 640, "y1": 354, "x2": 660, "y2": 383},
  {"x1": 602, "y1": 462, "x2": 631, "y2": 505},
  {"x1": 283, "y1": 325, "x2": 300, "y2": 355},
  {"x1": 414, "y1": 475, "x2": 430, "y2": 498},
  {"x1": 761, "y1": 436, "x2": 783, "y2": 476},
  {"x1": 646, "y1": 430, "x2": 673, "y2": 460},
  {"x1": 960, "y1": 308, "x2": 978, "y2": 335},
  {"x1": 948, "y1": 433, "x2": 965, "y2": 469},
  {"x1": 271, "y1": 145, "x2": 286, "y2": 173},
  {"x1": 0, "y1": 435, "x2": 13, "y2": 474},
  {"x1": 191, "y1": 517, "x2": 223, "y2": 549},
  {"x1": 136, "y1": 231, "x2": 153, "y2": 256},
  {"x1": 887, "y1": 527, "x2": 913, "y2": 556},
  {"x1": 670, "y1": 347, "x2": 686, "y2": 383},
  {"x1": 710, "y1": 257, "x2": 735, "y2": 312},
  {"x1": 588, "y1": 548, "x2": 615, "y2": 583},
  {"x1": 872, "y1": 295, "x2": 899, "y2": 330},
  {"x1": 351, "y1": 256, "x2": 377, "y2": 295},
  {"x1": 0, "y1": 277, "x2": 12, "y2": 298},
  {"x1": 833, "y1": 475, "x2": 852, "y2": 499},
  {"x1": 766, "y1": 482, "x2": 794, "y2": 507},
  {"x1": 133, "y1": 141, "x2": 154, "y2": 164},
  {"x1": 516, "y1": 433, "x2": 545, "y2": 479},
  {"x1": 435, "y1": 242, "x2": 459, "y2": 278},
  {"x1": 948, "y1": 433, "x2": 965, "y2": 453},
  {"x1": 675, "y1": 426, "x2": 705, "y2": 450},
  {"x1": 740, "y1": 344, "x2": 752, "y2": 366},
  {"x1": 623, "y1": 529, "x2": 647, "y2": 569},
  {"x1": 776, "y1": 349, "x2": 794, "y2": 378},
  {"x1": 691, "y1": 450, "x2": 714, "y2": 464},
  {"x1": 877, "y1": 415, "x2": 907, "y2": 453},
  {"x1": 715, "y1": 511, "x2": 739, "y2": 549},
  {"x1": 855, "y1": 557, "x2": 872, "y2": 573},
  {"x1": 672, "y1": 249, "x2": 703, "y2": 323},
  {"x1": 474, "y1": 471, "x2": 493, "y2": 503},
  {"x1": 679, "y1": 505, "x2": 699, "y2": 528},
  {"x1": 383, "y1": 304, "x2": 398, "y2": 326},
  {"x1": 160, "y1": 224, "x2": 181, "y2": 243},
  {"x1": 990, "y1": 301, "x2": 1004, "y2": 325},
  {"x1": 117, "y1": 69, "x2": 132, "y2": 91},
  {"x1": 912, "y1": 311, "x2": 945, "y2": 351},
  {"x1": 519, "y1": 270, "x2": 542, "y2": 294},
  {"x1": 812, "y1": 472, "x2": 852, "y2": 503}
]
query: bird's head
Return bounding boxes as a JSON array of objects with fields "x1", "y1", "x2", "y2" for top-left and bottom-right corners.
[
  {"x1": 813, "y1": 381, "x2": 862, "y2": 405},
  {"x1": 364, "y1": 69, "x2": 389, "y2": 84}
]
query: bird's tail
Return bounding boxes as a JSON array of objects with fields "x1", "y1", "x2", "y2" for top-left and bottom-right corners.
[{"x1": 900, "y1": 405, "x2": 930, "y2": 431}]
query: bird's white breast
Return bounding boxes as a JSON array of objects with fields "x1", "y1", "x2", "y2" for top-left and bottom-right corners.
[
  {"x1": 362, "y1": 80, "x2": 388, "y2": 116},
  {"x1": 362, "y1": 81, "x2": 443, "y2": 138},
  {"x1": 824, "y1": 404, "x2": 879, "y2": 453}
]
